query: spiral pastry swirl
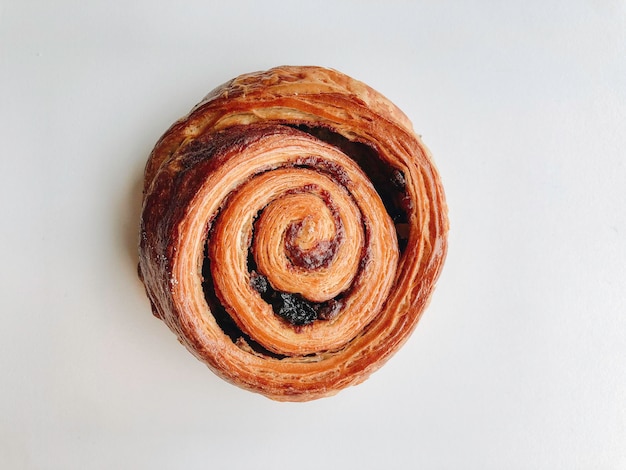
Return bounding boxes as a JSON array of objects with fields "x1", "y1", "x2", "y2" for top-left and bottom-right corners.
[{"x1": 138, "y1": 66, "x2": 448, "y2": 401}]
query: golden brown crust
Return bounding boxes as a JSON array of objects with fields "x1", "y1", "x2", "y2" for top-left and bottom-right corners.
[{"x1": 138, "y1": 65, "x2": 448, "y2": 401}]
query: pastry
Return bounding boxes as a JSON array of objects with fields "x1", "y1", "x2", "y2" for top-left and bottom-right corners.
[{"x1": 138, "y1": 66, "x2": 448, "y2": 401}]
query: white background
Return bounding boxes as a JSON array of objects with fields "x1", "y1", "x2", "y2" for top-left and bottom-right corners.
[{"x1": 1, "y1": 1, "x2": 625, "y2": 468}]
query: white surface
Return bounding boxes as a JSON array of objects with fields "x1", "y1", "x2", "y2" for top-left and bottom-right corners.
[{"x1": 1, "y1": 1, "x2": 625, "y2": 468}]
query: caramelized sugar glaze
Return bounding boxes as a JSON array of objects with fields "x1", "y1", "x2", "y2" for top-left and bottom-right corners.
[{"x1": 138, "y1": 66, "x2": 448, "y2": 401}]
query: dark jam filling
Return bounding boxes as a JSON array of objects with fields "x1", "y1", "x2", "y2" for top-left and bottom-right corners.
[
  {"x1": 202, "y1": 245, "x2": 287, "y2": 359},
  {"x1": 249, "y1": 270, "x2": 343, "y2": 327}
]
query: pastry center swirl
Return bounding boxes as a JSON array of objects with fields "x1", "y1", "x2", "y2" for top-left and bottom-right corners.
[
  {"x1": 207, "y1": 146, "x2": 399, "y2": 356},
  {"x1": 252, "y1": 184, "x2": 356, "y2": 304}
]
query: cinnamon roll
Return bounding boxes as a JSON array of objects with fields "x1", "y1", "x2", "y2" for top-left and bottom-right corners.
[{"x1": 138, "y1": 66, "x2": 448, "y2": 401}]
